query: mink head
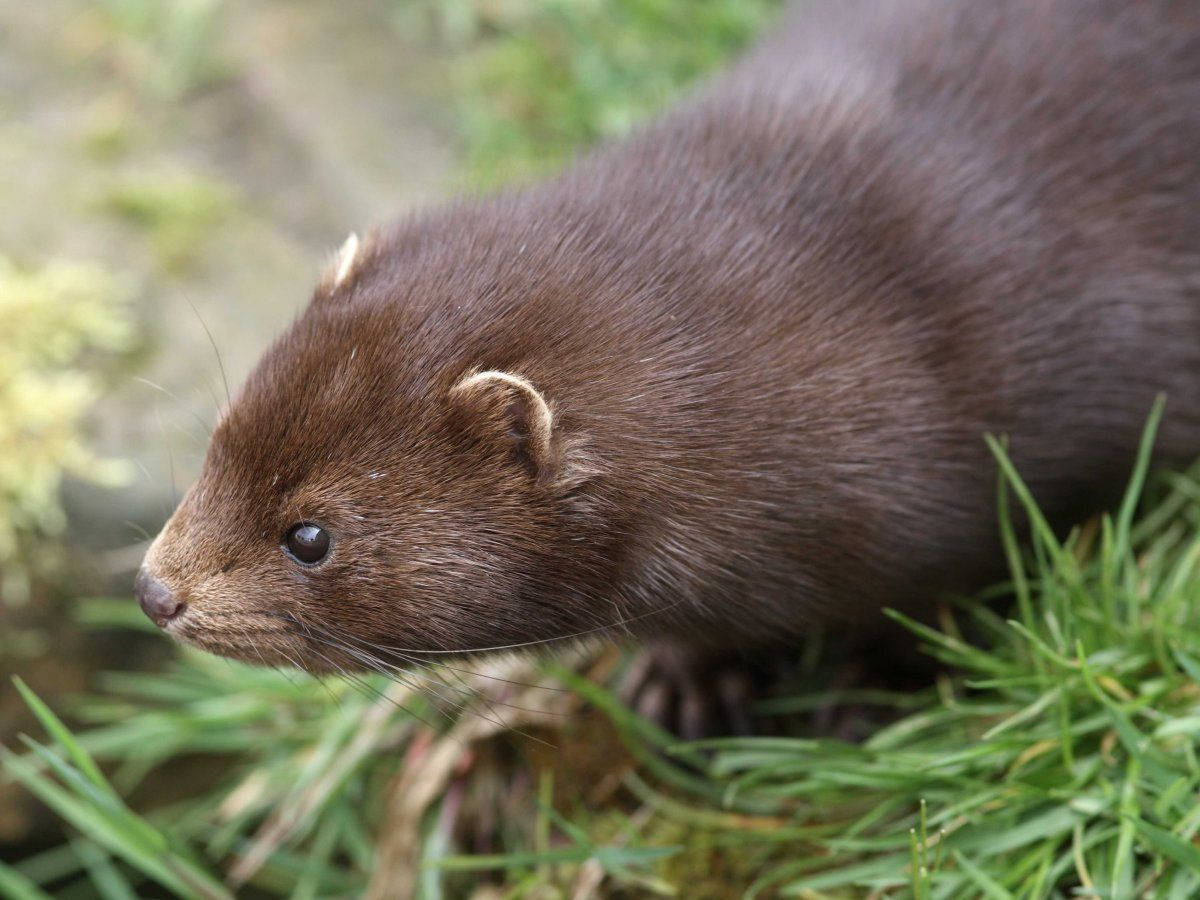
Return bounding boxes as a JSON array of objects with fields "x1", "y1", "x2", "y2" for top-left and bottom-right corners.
[{"x1": 134, "y1": 231, "x2": 622, "y2": 672}]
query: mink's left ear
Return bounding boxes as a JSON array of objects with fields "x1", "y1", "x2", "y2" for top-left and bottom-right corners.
[
  {"x1": 315, "y1": 231, "x2": 365, "y2": 298},
  {"x1": 449, "y1": 370, "x2": 561, "y2": 482}
]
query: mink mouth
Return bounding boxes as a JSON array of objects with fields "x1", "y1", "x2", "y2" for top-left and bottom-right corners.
[
  {"x1": 162, "y1": 608, "x2": 416, "y2": 674},
  {"x1": 167, "y1": 608, "x2": 516, "y2": 675}
]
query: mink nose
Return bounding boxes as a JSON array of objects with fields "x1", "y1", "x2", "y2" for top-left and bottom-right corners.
[{"x1": 134, "y1": 568, "x2": 184, "y2": 627}]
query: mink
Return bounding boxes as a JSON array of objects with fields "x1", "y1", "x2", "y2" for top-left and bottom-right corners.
[{"x1": 136, "y1": 0, "x2": 1200, "y2": 734}]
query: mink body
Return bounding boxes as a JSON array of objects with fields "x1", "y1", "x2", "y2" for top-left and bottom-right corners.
[{"x1": 137, "y1": 0, "x2": 1200, "y2": 707}]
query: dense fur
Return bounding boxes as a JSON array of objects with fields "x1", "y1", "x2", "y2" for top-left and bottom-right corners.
[{"x1": 140, "y1": 0, "x2": 1200, "y2": 674}]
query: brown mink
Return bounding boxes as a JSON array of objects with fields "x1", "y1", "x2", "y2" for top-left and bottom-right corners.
[{"x1": 135, "y1": 0, "x2": 1200, "y2": 735}]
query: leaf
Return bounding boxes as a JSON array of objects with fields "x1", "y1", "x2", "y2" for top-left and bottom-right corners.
[
  {"x1": 0, "y1": 861, "x2": 55, "y2": 900},
  {"x1": 952, "y1": 851, "x2": 1014, "y2": 899},
  {"x1": 0, "y1": 746, "x2": 232, "y2": 900},
  {"x1": 1130, "y1": 818, "x2": 1200, "y2": 873},
  {"x1": 424, "y1": 845, "x2": 681, "y2": 871},
  {"x1": 12, "y1": 676, "x2": 110, "y2": 793}
]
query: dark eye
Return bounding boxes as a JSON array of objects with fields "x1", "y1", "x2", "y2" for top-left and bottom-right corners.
[{"x1": 283, "y1": 523, "x2": 330, "y2": 565}]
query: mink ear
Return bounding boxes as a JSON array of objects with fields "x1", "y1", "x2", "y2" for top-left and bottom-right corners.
[
  {"x1": 316, "y1": 232, "x2": 363, "y2": 297},
  {"x1": 449, "y1": 370, "x2": 560, "y2": 481}
]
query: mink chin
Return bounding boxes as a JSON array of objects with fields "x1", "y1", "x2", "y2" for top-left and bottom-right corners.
[{"x1": 135, "y1": 0, "x2": 1200, "y2": 735}]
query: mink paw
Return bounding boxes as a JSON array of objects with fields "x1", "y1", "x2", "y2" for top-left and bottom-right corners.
[{"x1": 621, "y1": 644, "x2": 762, "y2": 739}]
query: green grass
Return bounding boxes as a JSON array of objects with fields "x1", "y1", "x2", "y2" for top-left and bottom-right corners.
[
  {"x1": 5, "y1": 401, "x2": 1200, "y2": 896},
  {"x1": 441, "y1": 0, "x2": 784, "y2": 186},
  {"x1": 0, "y1": 255, "x2": 135, "y2": 607}
]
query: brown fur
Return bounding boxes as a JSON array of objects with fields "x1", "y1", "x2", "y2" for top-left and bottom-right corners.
[{"x1": 140, "y1": 0, "x2": 1200, "y2": 672}]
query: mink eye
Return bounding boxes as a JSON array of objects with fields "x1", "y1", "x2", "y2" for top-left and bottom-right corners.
[{"x1": 283, "y1": 523, "x2": 330, "y2": 565}]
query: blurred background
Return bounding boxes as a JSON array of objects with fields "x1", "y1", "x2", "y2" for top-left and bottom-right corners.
[{"x1": 1, "y1": 0, "x2": 780, "y2": 894}]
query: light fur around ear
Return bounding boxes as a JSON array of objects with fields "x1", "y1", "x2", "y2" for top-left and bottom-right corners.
[
  {"x1": 317, "y1": 231, "x2": 364, "y2": 296},
  {"x1": 450, "y1": 369, "x2": 559, "y2": 480},
  {"x1": 333, "y1": 232, "x2": 359, "y2": 286}
]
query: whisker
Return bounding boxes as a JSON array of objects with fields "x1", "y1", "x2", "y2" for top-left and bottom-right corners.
[
  {"x1": 300, "y1": 625, "x2": 515, "y2": 730},
  {"x1": 314, "y1": 623, "x2": 568, "y2": 721},
  {"x1": 152, "y1": 404, "x2": 179, "y2": 509},
  {"x1": 132, "y1": 459, "x2": 173, "y2": 523},
  {"x1": 322, "y1": 596, "x2": 687, "y2": 657},
  {"x1": 286, "y1": 619, "x2": 451, "y2": 731},
  {"x1": 250, "y1": 645, "x2": 271, "y2": 671},
  {"x1": 133, "y1": 376, "x2": 215, "y2": 441},
  {"x1": 293, "y1": 619, "x2": 560, "y2": 743},
  {"x1": 271, "y1": 654, "x2": 304, "y2": 688},
  {"x1": 407, "y1": 653, "x2": 570, "y2": 695},
  {"x1": 309, "y1": 632, "x2": 462, "y2": 723},
  {"x1": 432, "y1": 662, "x2": 522, "y2": 733},
  {"x1": 180, "y1": 290, "x2": 232, "y2": 412},
  {"x1": 261, "y1": 633, "x2": 339, "y2": 702},
  {"x1": 303, "y1": 644, "x2": 442, "y2": 732},
  {"x1": 432, "y1": 658, "x2": 568, "y2": 726},
  {"x1": 303, "y1": 619, "x2": 570, "y2": 693},
  {"x1": 122, "y1": 521, "x2": 153, "y2": 542},
  {"x1": 312, "y1": 673, "x2": 345, "y2": 708}
]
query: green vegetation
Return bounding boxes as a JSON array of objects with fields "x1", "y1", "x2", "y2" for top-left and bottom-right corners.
[
  {"x1": 5, "y1": 405, "x2": 1200, "y2": 896},
  {"x1": 0, "y1": 257, "x2": 133, "y2": 606},
  {"x1": 444, "y1": 0, "x2": 784, "y2": 185},
  {"x1": 90, "y1": 0, "x2": 230, "y2": 100},
  {"x1": 98, "y1": 173, "x2": 238, "y2": 273}
]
